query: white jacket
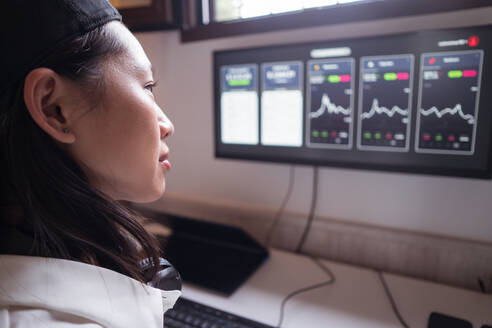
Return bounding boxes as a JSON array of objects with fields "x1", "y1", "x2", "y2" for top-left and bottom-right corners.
[{"x1": 0, "y1": 255, "x2": 181, "y2": 327}]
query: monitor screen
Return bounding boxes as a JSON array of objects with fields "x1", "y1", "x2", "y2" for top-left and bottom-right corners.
[{"x1": 213, "y1": 25, "x2": 492, "y2": 178}]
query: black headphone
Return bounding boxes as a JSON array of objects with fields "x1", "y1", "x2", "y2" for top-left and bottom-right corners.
[{"x1": 140, "y1": 257, "x2": 182, "y2": 292}]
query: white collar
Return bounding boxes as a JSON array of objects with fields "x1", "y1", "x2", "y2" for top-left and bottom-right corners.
[{"x1": 0, "y1": 255, "x2": 181, "y2": 328}]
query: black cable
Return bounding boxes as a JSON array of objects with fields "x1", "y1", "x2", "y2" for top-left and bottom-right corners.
[
  {"x1": 276, "y1": 256, "x2": 336, "y2": 328},
  {"x1": 295, "y1": 166, "x2": 319, "y2": 254},
  {"x1": 478, "y1": 277, "x2": 486, "y2": 293},
  {"x1": 264, "y1": 165, "x2": 296, "y2": 247},
  {"x1": 376, "y1": 270, "x2": 410, "y2": 328}
]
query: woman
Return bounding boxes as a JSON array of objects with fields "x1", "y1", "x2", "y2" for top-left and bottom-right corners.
[{"x1": 0, "y1": 1, "x2": 179, "y2": 327}]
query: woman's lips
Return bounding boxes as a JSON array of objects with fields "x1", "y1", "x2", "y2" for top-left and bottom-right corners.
[
  {"x1": 159, "y1": 153, "x2": 171, "y2": 170},
  {"x1": 160, "y1": 159, "x2": 171, "y2": 170}
]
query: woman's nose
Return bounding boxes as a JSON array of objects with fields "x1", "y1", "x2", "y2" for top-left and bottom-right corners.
[
  {"x1": 156, "y1": 105, "x2": 174, "y2": 139},
  {"x1": 160, "y1": 116, "x2": 174, "y2": 139}
]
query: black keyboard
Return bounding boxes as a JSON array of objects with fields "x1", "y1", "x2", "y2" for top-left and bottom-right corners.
[{"x1": 164, "y1": 297, "x2": 275, "y2": 328}]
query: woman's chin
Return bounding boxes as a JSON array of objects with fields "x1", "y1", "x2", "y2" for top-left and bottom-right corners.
[
  {"x1": 128, "y1": 191, "x2": 164, "y2": 204},
  {"x1": 137, "y1": 180, "x2": 166, "y2": 203},
  {"x1": 101, "y1": 175, "x2": 166, "y2": 203}
]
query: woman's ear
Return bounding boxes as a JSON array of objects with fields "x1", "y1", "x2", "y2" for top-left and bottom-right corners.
[{"x1": 23, "y1": 68, "x2": 76, "y2": 144}]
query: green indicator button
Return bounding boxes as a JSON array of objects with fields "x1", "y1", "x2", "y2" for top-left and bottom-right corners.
[
  {"x1": 374, "y1": 132, "x2": 382, "y2": 140},
  {"x1": 328, "y1": 75, "x2": 341, "y2": 83},
  {"x1": 321, "y1": 131, "x2": 329, "y2": 138},
  {"x1": 384, "y1": 73, "x2": 397, "y2": 81},
  {"x1": 228, "y1": 79, "x2": 251, "y2": 86},
  {"x1": 364, "y1": 132, "x2": 372, "y2": 139},
  {"x1": 448, "y1": 70, "x2": 463, "y2": 78},
  {"x1": 312, "y1": 130, "x2": 320, "y2": 137},
  {"x1": 435, "y1": 135, "x2": 443, "y2": 142}
]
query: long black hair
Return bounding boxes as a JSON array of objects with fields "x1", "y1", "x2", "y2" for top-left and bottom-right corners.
[{"x1": 0, "y1": 22, "x2": 161, "y2": 282}]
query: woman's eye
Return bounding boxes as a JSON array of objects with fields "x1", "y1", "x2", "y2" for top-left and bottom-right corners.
[{"x1": 145, "y1": 82, "x2": 156, "y2": 93}]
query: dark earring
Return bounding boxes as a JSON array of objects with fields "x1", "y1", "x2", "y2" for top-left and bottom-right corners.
[{"x1": 63, "y1": 128, "x2": 69, "y2": 134}]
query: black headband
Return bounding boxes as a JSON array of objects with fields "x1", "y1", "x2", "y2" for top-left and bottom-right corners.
[{"x1": 0, "y1": 0, "x2": 122, "y2": 95}]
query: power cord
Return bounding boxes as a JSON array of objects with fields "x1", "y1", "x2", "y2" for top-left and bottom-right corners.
[
  {"x1": 267, "y1": 165, "x2": 409, "y2": 328},
  {"x1": 264, "y1": 165, "x2": 296, "y2": 247},
  {"x1": 376, "y1": 270, "x2": 410, "y2": 328},
  {"x1": 276, "y1": 256, "x2": 336, "y2": 328},
  {"x1": 295, "y1": 166, "x2": 319, "y2": 254},
  {"x1": 266, "y1": 165, "x2": 329, "y2": 327}
]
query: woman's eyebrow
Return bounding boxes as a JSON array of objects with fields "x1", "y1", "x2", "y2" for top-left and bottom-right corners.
[{"x1": 132, "y1": 62, "x2": 154, "y2": 76}]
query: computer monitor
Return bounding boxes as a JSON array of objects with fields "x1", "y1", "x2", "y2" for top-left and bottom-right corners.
[{"x1": 213, "y1": 25, "x2": 492, "y2": 178}]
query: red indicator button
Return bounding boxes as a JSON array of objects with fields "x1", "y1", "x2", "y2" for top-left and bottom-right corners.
[
  {"x1": 429, "y1": 57, "x2": 436, "y2": 65},
  {"x1": 397, "y1": 72, "x2": 409, "y2": 80},
  {"x1": 331, "y1": 132, "x2": 338, "y2": 138},
  {"x1": 340, "y1": 75, "x2": 351, "y2": 82},
  {"x1": 448, "y1": 135, "x2": 455, "y2": 142},
  {"x1": 423, "y1": 134, "x2": 431, "y2": 141},
  {"x1": 463, "y1": 70, "x2": 477, "y2": 77},
  {"x1": 385, "y1": 133, "x2": 393, "y2": 140},
  {"x1": 468, "y1": 35, "x2": 480, "y2": 47}
]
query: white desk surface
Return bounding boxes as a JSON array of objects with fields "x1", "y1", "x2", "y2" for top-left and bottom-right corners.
[{"x1": 180, "y1": 248, "x2": 492, "y2": 328}]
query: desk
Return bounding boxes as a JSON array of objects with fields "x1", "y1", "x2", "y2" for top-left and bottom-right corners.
[{"x1": 180, "y1": 248, "x2": 492, "y2": 328}]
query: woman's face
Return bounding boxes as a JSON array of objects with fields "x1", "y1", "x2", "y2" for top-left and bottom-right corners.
[{"x1": 67, "y1": 22, "x2": 174, "y2": 203}]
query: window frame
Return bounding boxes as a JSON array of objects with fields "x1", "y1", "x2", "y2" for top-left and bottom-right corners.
[
  {"x1": 181, "y1": 0, "x2": 492, "y2": 42},
  {"x1": 116, "y1": 0, "x2": 180, "y2": 32}
]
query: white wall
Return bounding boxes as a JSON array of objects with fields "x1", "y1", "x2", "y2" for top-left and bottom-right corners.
[{"x1": 135, "y1": 7, "x2": 492, "y2": 243}]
